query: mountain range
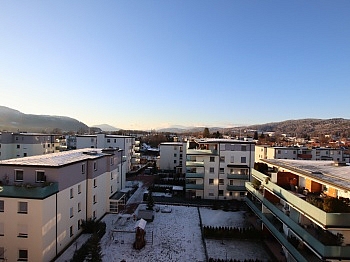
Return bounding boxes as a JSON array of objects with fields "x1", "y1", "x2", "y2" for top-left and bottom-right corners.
[
  {"x1": 0, "y1": 106, "x2": 89, "y2": 133},
  {"x1": 0, "y1": 106, "x2": 349, "y2": 136}
]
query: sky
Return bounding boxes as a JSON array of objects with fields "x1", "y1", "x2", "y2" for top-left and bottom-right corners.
[{"x1": 0, "y1": 1, "x2": 349, "y2": 130}]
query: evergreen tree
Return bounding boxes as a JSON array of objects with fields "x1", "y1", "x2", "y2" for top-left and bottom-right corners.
[
  {"x1": 203, "y1": 127, "x2": 210, "y2": 138},
  {"x1": 146, "y1": 190, "x2": 154, "y2": 210},
  {"x1": 86, "y1": 233, "x2": 103, "y2": 262}
]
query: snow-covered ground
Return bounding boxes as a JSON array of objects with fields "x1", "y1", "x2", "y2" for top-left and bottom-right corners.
[
  {"x1": 56, "y1": 181, "x2": 271, "y2": 262},
  {"x1": 102, "y1": 205, "x2": 205, "y2": 262}
]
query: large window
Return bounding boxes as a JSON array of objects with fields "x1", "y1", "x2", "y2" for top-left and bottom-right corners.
[
  {"x1": 219, "y1": 168, "x2": 224, "y2": 174},
  {"x1": 219, "y1": 179, "x2": 224, "y2": 185},
  {"x1": 220, "y1": 156, "x2": 225, "y2": 162},
  {"x1": 209, "y1": 179, "x2": 214, "y2": 185},
  {"x1": 209, "y1": 167, "x2": 214, "y2": 173},
  {"x1": 17, "y1": 224, "x2": 28, "y2": 238},
  {"x1": 0, "y1": 200, "x2": 3, "y2": 212},
  {"x1": 210, "y1": 157, "x2": 215, "y2": 162},
  {"x1": 15, "y1": 170, "x2": 24, "y2": 182},
  {"x1": 36, "y1": 171, "x2": 46, "y2": 182},
  {"x1": 18, "y1": 202, "x2": 28, "y2": 214},
  {"x1": 241, "y1": 157, "x2": 246, "y2": 163}
]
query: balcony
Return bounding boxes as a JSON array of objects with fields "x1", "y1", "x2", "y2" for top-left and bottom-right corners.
[
  {"x1": 186, "y1": 173, "x2": 205, "y2": 179},
  {"x1": 227, "y1": 174, "x2": 249, "y2": 180},
  {"x1": 226, "y1": 185, "x2": 246, "y2": 191},
  {"x1": 246, "y1": 182, "x2": 350, "y2": 260},
  {"x1": 0, "y1": 182, "x2": 59, "y2": 199},
  {"x1": 186, "y1": 184, "x2": 204, "y2": 190},
  {"x1": 251, "y1": 169, "x2": 350, "y2": 228},
  {"x1": 186, "y1": 161, "x2": 204, "y2": 167}
]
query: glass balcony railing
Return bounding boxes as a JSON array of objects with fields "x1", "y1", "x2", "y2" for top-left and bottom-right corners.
[
  {"x1": 227, "y1": 174, "x2": 249, "y2": 180},
  {"x1": 251, "y1": 169, "x2": 350, "y2": 228},
  {"x1": 0, "y1": 182, "x2": 59, "y2": 199},
  {"x1": 185, "y1": 184, "x2": 204, "y2": 190},
  {"x1": 185, "y1": 173, "x2": 205, "y2": 178}
]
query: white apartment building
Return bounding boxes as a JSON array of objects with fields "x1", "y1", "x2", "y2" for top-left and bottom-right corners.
[
  {"x1": 0, "y1": 132, "x2": 60, "y2": 160},
  {"x1": 159, "y1": 142, "x2": 186, "y2": 173},
  {"x1": 75, "y1": 134, "x2": 137, "y2": 172},
  {"x1": 0, "y1": 148, "x2": 126, "y2": 262},
  {"x1": 186, "y1": 139, "x2": 255, "y2": 200},
  {"x1": 256, "y1": 145, "x2": 348, "y2": 162}
]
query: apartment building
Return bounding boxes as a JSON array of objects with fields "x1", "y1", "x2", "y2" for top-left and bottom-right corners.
[
  {"x1": 0, "y1": 148, "x2": 125, "y2": 262},
  {"x1": 256, "y1": 145, "x2": 348, "y2": 162},
  {"x1": 75, "y1": 134, "x2": 137, "y2": 172},
  {"x1": 246, "y1": 159, "x2": 350, "y2": 261},
  {"x1": 186, "y1": 139, "x2": 255, "y2": 200},
  {"x1": 0, "y1": 132, "x2": 60, "y2": 160},
  {"x1": 159, "y1": 142, "x2": 186, "y2": 173}
]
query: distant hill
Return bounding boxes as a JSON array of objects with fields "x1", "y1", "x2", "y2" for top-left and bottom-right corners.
[
  {"x1": 232, "y1": 118, "x2": 350, "y2": 137},
  {"x1": 0, "y1": 106, "x2": 89, "y2": 133},
  {"x1": 157, "y1": 119, "x2": 350, "y2": 137},
  {"x1": 92, "y1": 124, "x2": 119, "y2": 132}
]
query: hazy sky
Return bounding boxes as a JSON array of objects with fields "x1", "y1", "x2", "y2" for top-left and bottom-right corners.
[{"x1": 1, "y1": 1, "x2": 349, "y2": 130}]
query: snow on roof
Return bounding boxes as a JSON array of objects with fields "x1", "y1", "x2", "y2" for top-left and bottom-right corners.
[
  {"x1": 262, "y1": 159, "x2": 350, "y2": 190},
  {"x1": 134, "y1": 218, "x2": 147, "y2": 230},
  {"x1": 0, "y1": 148, "x2": 104, "y2": 167}
]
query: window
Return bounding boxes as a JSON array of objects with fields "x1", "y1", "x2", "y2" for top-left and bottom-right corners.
[
  {"x1": 218, "y1": 190, "x2": 224, "y2": 196},
  {"x1": 93, "y1": 211, "x2": 96, "y2": 219},
  {"x1": 93, "y1": 195, "x2": 97, "y2": 204},
  {"x1": 0, "y1": 247, "x2": 4, "y2": 259},
  {"x1": 220, "y1": 156, "x2": 225, "y2": 162},
  {"x1": 81, "y1": 164, "x2": 85, "y2": 174},
  {"x1": 70, "y1": 226, "x2": 73, "y2": 237},
  {"x1": 70, "y1": 207, "x2": 73, "y2": 218},
  {"x1": 111, "y1": 172, "x2": 114, "y2": 180},
  {"x1": 70, "y1": 188, "x2": 74, "y2": 199},
  {"x1": 107, "y1": 139, "x2": 110, "y2": 143},
  {"x1": 209, "y1": 179, "x2": 214, "y2": 185},
  {"x1": 78, "y1": 184, "x2": 81, "y2": 194},
  {"x1": 17, "y1": 144, "x2": 20, "y2": 149},
  {"x1": 219, "y1": 168, "x2": 224, "y2": 174},
  {"x1": 209, "y1": 167, "x2": 214, "y2": 173},
  {"x1": 210, "y1": 157, "x2": 215, "y2": 162},
  {"x1": 18, "y1": 224, "x2": 28, "y2": 238},
  {"x1": 219, "y1": 179, "x2": 224, "y2": 185},
  {"x1": 93, "y1": 161, "x2": 97, "y2": 171},
  {"x1": 18, "y1": 249, "x2": 28, "y2": 261},
  {"x1": 78, "y1": 202, "x2": 81, "y2": 212},
  {"x1": 241, "y1": 145, "x2": 246, "y2": 151},
  {"x1": 0, "y1": 223, "x2": 4, "y2": 236},
  {"x1": 173, "y1": 160, "x2": 177, "y2": 164},
  {"x1": 230, "y1": 156, "x2": 234, "y2": 163},
  {"x1": 78, "y1": 219, "x2": 81, "y2": 230},
  {"x1": 111, "y1": 186, "x2": 113, "y2": 193},
  {"x1": 110, "y1": 157, "x2": 114, "y2": 165},
  {"x1": 241, "y1": 157, "x2": 246, "y2": 163},
  {"x1": 93, "y1": 179, "x2": 97, "y2": 188},
  {"x1": 0, "y1": 200, "x2": 3, "y2": 212},
  {"x1": 36, "y1": 171, "x2": 46, "y2": 182},
  {"x1": 114, "y1": 139, "x2": 116, "y2": 143},
  {"x1": 15, "y1": 170, "x2": 24, "y2": 182},
  {"x1": 174, "y1": 153, "x2": 177, "y2": 157},
  {"x1": 18, "y1": 202, "x2": 28, "y2": 214}
]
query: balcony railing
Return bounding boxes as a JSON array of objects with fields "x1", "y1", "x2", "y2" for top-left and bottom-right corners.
[
  {"x1": 0, "y1": 182, "x2": 59, "y2": 199},
  {"x1": 186, "y1": 184, "x2": 204, "y2": 190},
  {"x1": 186, "y1": 161, "x2": 204, "y2": 167},
  {"x1": 246, "y1": 182, "x2": 350, "y2": 259},
  {"x1": 186, "y1": 173, "x2": 205, "y2": 178},
  {"x1": 227, "y1": 174, "x2": 249, "y2": 180},
  {"x1": 226, "y1": 185, "x2": 246, "y2": 191},
  {"x1": 251, "y1": 169, "x2": 350, "y2": 228}
]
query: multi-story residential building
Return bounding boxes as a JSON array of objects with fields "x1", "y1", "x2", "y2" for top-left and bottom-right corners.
[
  {"x1": 75, "y1": 134, "x2": 136, "y2": 173},
  {"x1": 246, "y1": 159, "x2": 350, "y2": 261},
  {"x1": 186, "y1": 139, "x2": 255, "y2": 200},
  {"x1": 0, "y1": 148, "x2": 125, "y2": 262},
  {"x1": 0, "y1": 132, "x2": 60, "y2": 160},
  {"x1": 256, "y1": 145, "x2": 348, "y2": 162},
  {"x1": 159, "y1": 142, "x2": 187, "y2": 174}
]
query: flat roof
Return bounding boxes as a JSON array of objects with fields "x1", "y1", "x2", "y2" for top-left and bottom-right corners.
[
  {"x1": 262, "y1": 159, "x2": 350, "y2": 190},
  {"x1": 196, "y1": 138, "x2": 254, "y2": 144},
  {"x1": 0, "y1": 148, "x2": 105, "y2": 167}
]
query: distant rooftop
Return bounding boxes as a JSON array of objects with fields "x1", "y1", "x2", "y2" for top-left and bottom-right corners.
[
  {"x1": 0, "y1": 148, "x2": 104, "y2": 167},
  {"x1": 262, "y1": 159, "x2": 350, "y2": 190},
  {"x1": 196, "y1": 138, "x2": 254, "y2": 144}
]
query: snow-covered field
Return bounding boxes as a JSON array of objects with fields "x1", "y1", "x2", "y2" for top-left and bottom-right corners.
[{"x1": 101, "y1": 205, "x2": 205, "y2": 262}]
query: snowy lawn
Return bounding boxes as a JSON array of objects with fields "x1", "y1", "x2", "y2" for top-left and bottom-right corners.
[
  {"x1": 101, "y1": 205, "x2": 205, "y2": 262},
  {"x1": 199, "y1": 208, "x2": 272, "y2": 261}
]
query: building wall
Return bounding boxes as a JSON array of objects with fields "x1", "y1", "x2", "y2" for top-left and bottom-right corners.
[{"x1": 159, "y1": 143, "x2": 186, "y2": 172}]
